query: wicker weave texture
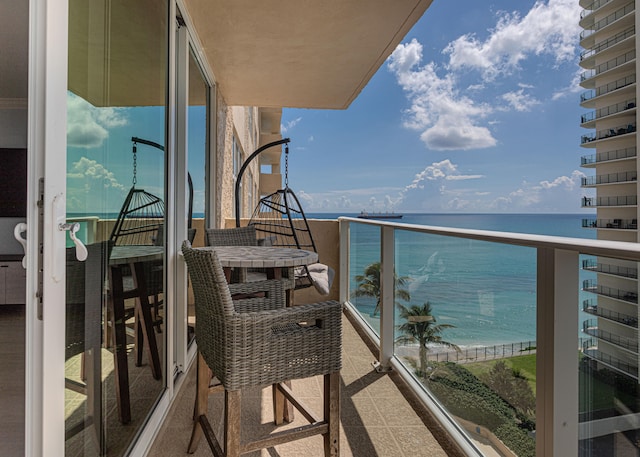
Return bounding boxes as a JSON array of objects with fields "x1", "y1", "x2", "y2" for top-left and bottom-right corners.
[
  {"x1": 205, "y1": 226, "x2": 258, "y2": 247},
  {"x1": 182, "y1": 241, "x2": 342, "y2": 391}
]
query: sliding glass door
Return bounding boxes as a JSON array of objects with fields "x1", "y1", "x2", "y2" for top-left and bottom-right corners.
[{"x1": 65, "y1": 1, "x2": 168, "y2": 454}]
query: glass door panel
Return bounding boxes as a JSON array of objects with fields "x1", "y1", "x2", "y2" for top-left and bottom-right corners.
[
  {"x1": 65, "y1": 1, "x2": 168, "y2": 455},
  {"x1": 185, "y1": 46, "x2": 209, "y2": 348}
]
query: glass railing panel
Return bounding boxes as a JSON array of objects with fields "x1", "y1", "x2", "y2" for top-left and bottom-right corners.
[
  {"x1": 342, "y1": 217, "x2": 640, "y2": 455},
  {"x1": 348, "y1": 221, "x2": 382, "y2": 333},
  {"x1": 389, "y1": 229, "x2": 538, "y2": 457}
]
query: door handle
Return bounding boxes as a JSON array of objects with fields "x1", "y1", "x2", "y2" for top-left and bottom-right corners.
[
  {"x1": 59, "y1": 222, "x2": 88, "y2": 262},
  {"x1": 13, "y1": 222, "x2": 27, "y2": 268}
]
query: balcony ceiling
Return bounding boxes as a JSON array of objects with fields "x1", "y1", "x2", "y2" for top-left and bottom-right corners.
[
  {"x1": 183, "y1": 0, "x2": 433, "y2": 109},
  {"x1": 67, "y1": 0, "x2": 432, "y2": 109}
]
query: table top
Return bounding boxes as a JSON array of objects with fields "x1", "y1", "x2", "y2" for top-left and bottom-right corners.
[
  {"x1": 196, "y1": 246, "x2": 318, "y2": 268},
  {"x1": 110, "y1": 245, "x2": 164, "y2": 265}
]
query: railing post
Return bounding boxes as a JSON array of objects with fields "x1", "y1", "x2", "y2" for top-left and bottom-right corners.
[
  {"x1": 376, "y1": 225, "x2": 395, "y2": 372},
  {"x1": 537, "y1": 248, "x2": 578, "y2": 456},
  {"x1": 339, "y1": 218, "x2": 350, "y2": 304}
]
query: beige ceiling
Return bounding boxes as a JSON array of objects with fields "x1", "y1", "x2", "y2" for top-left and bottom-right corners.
[
  {"x1": 0, "y1": 0, "x2": 29, "y2": 102},
  {"x1": 184, "y1": 0, "x2": 433, "y2": 109}
]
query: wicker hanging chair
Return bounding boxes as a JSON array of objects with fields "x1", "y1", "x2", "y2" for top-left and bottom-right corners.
[
  {"x1": 247, "y1": 143, "x2": 320, "y2": 290},
  {"x1": 110, "y1": 138, "x2": 165, "y2": 246}
]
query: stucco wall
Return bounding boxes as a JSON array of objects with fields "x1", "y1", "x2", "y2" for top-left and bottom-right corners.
[{"x1": 215, "y1": 97, "x2": 260, "y2": 228}]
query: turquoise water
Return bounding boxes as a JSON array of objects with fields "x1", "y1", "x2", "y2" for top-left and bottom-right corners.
[{"x1": 310, "y1": 213, "x2": 596, "y2": 348}]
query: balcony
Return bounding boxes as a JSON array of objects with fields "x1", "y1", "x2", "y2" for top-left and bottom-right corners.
[
  {"x1": 580, "y1": 146, "x2": 636, "y2": 166},
  {"x1": 580, "y1": 0, "x2": 620, "y2": 26},
  {"x1": 580, "y1": 122, "x2": 636, "y2": 146},
  {"x1": 580, "y1": 74, "x2": 636, "y2": 108},
  {"x1": 581, "y1": 195, "x2": 637, "y2": 207},
  {"x1": 141, "y1": 216, "x2": 640, "y2": 456},
  {"x1": 580, "y1": 26, "x2": 635, "y2": 67},
  {"x1": 581, "y1": 171, "x2": 637, "y2": 186},
  {"x1": 583, "y1": 299, "x2": 638, "y2": 327},
  {"x1": 582, "y1": 258, "x2": 638, "y2": 278},
  {"x1": 582, "y1": 319, "x2": 638, "y2": 352},
  {"x1": 580, "y1": 2, "x2": 636, "y2": 47},
  {"x1": 580, "y1": 98, "x2": 635, "y2": 128},
  {"x1": 582, "y1": 340, "x2": 639, "y2": 379},
  {"x1": 583, "y1": 279, "x2": 638, "y2": 303},
  {"x1": 579, "y1": 50, "x2": 636, "y2": 88}
]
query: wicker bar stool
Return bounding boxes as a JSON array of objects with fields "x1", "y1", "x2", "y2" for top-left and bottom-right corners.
[{"x1": 181, "y1": 241, "x2": 342, "y2": 457}]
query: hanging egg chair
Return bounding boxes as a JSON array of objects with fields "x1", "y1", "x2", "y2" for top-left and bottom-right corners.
[
  {"x1": 238, "y1": 140, "x2": 334, "y2": 292},
  {"x1": 109, "y1": 137, "x2": 165, "y2": 246}
]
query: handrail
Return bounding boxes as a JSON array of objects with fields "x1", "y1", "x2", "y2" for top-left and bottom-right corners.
[{"x1": 338, "y1": 217, "x2": 640, "y2": 260}]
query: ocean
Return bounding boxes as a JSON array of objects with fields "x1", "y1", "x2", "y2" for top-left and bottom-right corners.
[{"x1": 308, "y1": 213, "x2": 596, "y2": 348}]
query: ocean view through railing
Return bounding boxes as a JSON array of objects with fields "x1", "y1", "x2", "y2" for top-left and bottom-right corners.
[{"x1": 338, "y1": 216, "x2": 640, "y2": 457}]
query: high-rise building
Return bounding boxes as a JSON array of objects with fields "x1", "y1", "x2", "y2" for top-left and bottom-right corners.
[{"x1": 579, "y1": 0, "x2": 639, "y2": 381}]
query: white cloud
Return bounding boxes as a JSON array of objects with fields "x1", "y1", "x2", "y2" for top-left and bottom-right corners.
[
  {"x1": 387, "y1": 0, "x2": 580, "y2": 151},
  {"x1": 445, "y1": 0, "x2": 580, "y2": 80},
  {"x1": 501, "y1": 89, "x2": 541, "y2": 112},
  {"x1": 404, "y1": 159, "x2": 483, "y2": 191},
  {"x1": 388, "y1": 40, "x2": 496, "y2": 150},
  {"x1": 67, "y1": 92, "x2": 128, "y2": 148},
  {"x1": 281, "y1": 117, "x2": 302, "y2": 133},
  {"x1": 66, "y1": 157, "x2": 128, "y2": 212}
]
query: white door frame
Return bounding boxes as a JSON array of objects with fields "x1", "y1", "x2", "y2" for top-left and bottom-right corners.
[{"x1": 26, "y1": 0, "x2": 69, "y2": 455}]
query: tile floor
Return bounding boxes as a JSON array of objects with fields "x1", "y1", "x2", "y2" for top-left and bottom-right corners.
[{"x1": 147, "y1": 313, "x2": 464, "y2": 457}]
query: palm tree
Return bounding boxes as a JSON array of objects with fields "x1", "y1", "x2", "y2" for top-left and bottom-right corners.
[
  {"x1": 396, "y1": 301, "x2": 459, "y2": 376},
  {"x1": 351, "y1": 261, "x2": 410, "y2": 316}
]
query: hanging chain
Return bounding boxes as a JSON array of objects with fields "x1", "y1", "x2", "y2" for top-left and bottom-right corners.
[
  {"x1": 132, "y1": 142, "x2": 137, "y2": 186},
  {"x1": 284, "y1": 144, "x2": 289, "y2": 187}
]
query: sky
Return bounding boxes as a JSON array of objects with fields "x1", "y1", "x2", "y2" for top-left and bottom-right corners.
[{"x1": 280, "y1": 0, "x2": 594, "y2": 214}]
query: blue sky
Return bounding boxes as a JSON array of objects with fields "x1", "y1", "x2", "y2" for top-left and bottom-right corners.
[{"x1": 281, "y1": 0, "x2": 594, "y2": 214}]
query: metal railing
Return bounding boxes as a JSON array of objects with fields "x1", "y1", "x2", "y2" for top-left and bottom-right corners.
[
  {"x1": 580, "y1": 50, "x2": 635, "y2": 82},
  {"x1": 581, "y1": 74, "x2": 636, "y2": 102},
  {"x1": 582, "y1": 279, "x2": 638, "y2": 302},
  {"x1": 582, "y1": 346, "x2": 638, "y2": 377},
  {"x1": 581, "y1": 99, "x2": 636, "y2": 124},
  {"x1": 582, "y1": 299, "x2": 638, "y2": 327},
  {"x1": 582, "y1": 320, "x2": 638, "y2": 352},
  {"x1": 581, "y1": 146, "x2": 637, "y2": 165},
  {"x1": 580, "y1": 0, "x2": 614, "y2": 20},
  {"x1": 581, "y1": 171, "x2": 637, "y2": 186},
  {"x1": 580, "y1": 2, "x2": 636, "y2": 40},
  {"x1": 580, "y1": 26, "x2": 634, "y2": 61},
  {"x1": 582, "y1": 259, "x2": 638, "y2": 278},
  {"x1": 339, "y1": 216, "x2": 640, "y2": 456},
  {"x1": 581, "y1": 195, "x2": 637, "y2": 206},
  {"x1": 581, "y1": 122, "x2": 636, "y2": 144}
]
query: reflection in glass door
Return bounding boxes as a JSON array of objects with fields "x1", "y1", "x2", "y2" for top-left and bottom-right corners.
[
  {"x1": 65, "y1": 1, "x2": 168, "y2": 455},
  {"x1": 185, "y1": 46, "x2": 209, "y2": 349}
]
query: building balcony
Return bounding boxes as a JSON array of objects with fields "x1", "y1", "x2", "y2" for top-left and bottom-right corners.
[
  {"x1": 581, "y1": 195, "x2": 637, "y2": 207},
  {"x1": 581, "y1": 170, "x2": 637, "y2": 186},
  {"x1": 580, "y1": 146, "x2": 636, "y2": 167},
  {"x1": 582, "y1": 279, "x2": 638, "y2": 303},
  {"x1": 583, "y1": 299, "x2": 638, "y2": 327},
  {"x1": 580, "y1": 122, "x2": 636, "y2": 146},
  {"x1": 582, "y1": 341, "x2": 639, "y2": 379},
  {"x1": 579, "y1": 0, "x2": 619, "y2": 27},
  {"x1": 580, "y1": 2, "x2": 635, "y2": 48},
  {"x1": 580, "y1": 74, "x2": 635, "y2": 108},
  {"x1": 582, "y1": 319, "x2": 638, "y2": 352},
  {"x1": 579, "y1": 50, "x2": 635, "y2": 88},
  {"x1": 580, "y1": 26, "x2": 635, "y2": 68},
  {"x1": 580, "y1": 98, "x2": 635, "y2": 128},
  {"x1": 582, "y1": 258, "x2": 638, "y2": 278}
]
